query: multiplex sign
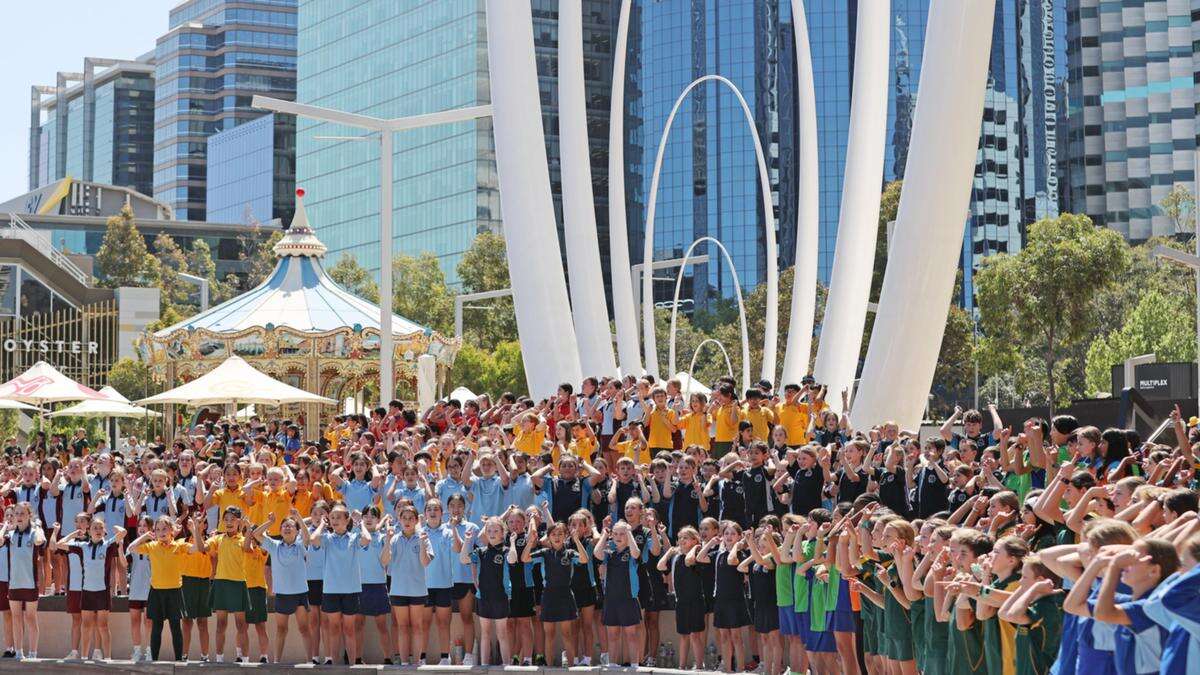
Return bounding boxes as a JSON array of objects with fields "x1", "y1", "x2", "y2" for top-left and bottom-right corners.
[{"x1": 1, "y1": 339, "x2": 99, "y2": 354}]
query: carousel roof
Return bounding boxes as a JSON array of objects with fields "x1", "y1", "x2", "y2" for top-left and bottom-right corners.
[{"x1": 154, "y1": 191, "x2": 428, "y2": 337}]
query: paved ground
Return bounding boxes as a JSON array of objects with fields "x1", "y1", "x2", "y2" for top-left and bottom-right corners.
[{"x1": 0, "y1": 659, "x2": 716, "y2": 674}]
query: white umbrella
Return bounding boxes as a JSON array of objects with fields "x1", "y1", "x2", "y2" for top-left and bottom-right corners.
[
  {"x1": 48, "y1": 398, "x2": 162, "y2": 419},
  {"x1": 0, "y1": 399, "x2": 39, "y2": 412},
  {"x1": 674, "y1": 371, "x2": 712, "y2": 397},
  {"x1": 0, "y1": 361, "x2": 108, "y2": 405},
  {"x1": 136, "y1": 356, "x2": 336, "y2": 407},
  {"x1": 448, "y1": 386, "x2": 478, "y2": 403},
  {"x1": 96, "y1": 386, "x2": 131, "y2": 403}
]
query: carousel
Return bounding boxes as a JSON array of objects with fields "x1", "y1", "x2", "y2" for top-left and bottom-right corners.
[{"x1": 139, "y1": 191, "x2": 460, "y2": 433}]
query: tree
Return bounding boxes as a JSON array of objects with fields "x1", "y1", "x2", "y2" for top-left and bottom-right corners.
[
  {"x1": 187, "y1": 239, "x2": 234, "y2": 304},
  {"x1": 1160, "y1": 183, "x2": 1196, "y2": 235},
  {"x1": 329, "y1": 254, "x2": 379, "y2": 303},
  {"x1": 146, "y1": 304, "x2": 185, "y2": 333},
  {"x1": 448, "y1": 341, "x2": 526, "y2": 398},
  {"x1": 106, "y1": 357, "x2": 160, "y2": 403},
  {"x1": 975, "y1": 213, "x2": 1131, "y2": 413},
  {"x1": 95, "y1": 206, "x2": 158, "y2": 288},
  {"x1": 239, "y1": 227, "x2": 284, "y2": 291},
  {"x1": 151, "y1": 233, "x2": 190, "y2": 310},
  {"x1": 1084, "y1": 289, "x2": 1196, "y2": 396},
  {"x1": 393, "y1": 252, "x2": 453, "y2": 335},
  {"x1": 456, "y1": 231, "x2": 517, "y2": 350}
]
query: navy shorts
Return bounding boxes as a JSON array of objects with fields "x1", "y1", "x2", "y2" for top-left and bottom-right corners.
[
  {"x1": 476, "y1": 595, "x2": 509, "y2": 620},
  {"x1": 359, "y1": 584, "x2": 390, "y2": 616},
  {"x1": 451, "y1": 582, "x2": 474, "y2": 600},
  {"x1": 426, "y1": 587, "x2": 454, "y2": 608},
  {"x1": 675, "y1": 599, "x2": 706, "y2": 635},
  {"x1": 274, "y1": 592, "x2": 310, "y2": 616},
  {"x1": 306, "y1": 580, "x2": 323, "y2": 607},
  {"x1": 390, "y1": 595, "x2": 429, "y2": 607},
  {"x1": 830, "y1": 607, "x2": 856, "y2": 632},
  {"x1": 778, "y1": 607, "x2": 803, "y2": 638},
  {"x1": 321, "y1": 592, "x2": 359, "y2": 615}
]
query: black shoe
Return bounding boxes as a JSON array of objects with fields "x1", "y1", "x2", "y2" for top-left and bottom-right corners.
[
  {"x1": 324, "y1": 658, "x2": 333, "y2": 665},
  {"x1": 259, "y1": 656, "x2": 269, "y2": 663},
  {"x1": 383, "y1": 657, "x2": 393, "y2": 665},
  {"x1": 533, "y1": 654, "x2": 547, "y2": 666},
  {"x1": 354, "y1": 657, "x2": 364, "y2": 665},
  {"x1": 311, "y1": 657, "x2": 320, "y2": 665},
  {"x1": 1, "y1": 651, "x2": 14, "y2": 659},
  {"x1": 342, "y1": 651, "x2": 349, "y2": 665}
]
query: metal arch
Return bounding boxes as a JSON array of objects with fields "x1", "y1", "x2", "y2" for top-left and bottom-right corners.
[
  {"x1": 687, "y1": 339, "x2": 734, "y2": 396},
  {"x1": 668, "y1": 237, "x2": 751, "y2": 392},
  {"x1": 640, "y1": 74, "x2": 778, "y2": 382}
]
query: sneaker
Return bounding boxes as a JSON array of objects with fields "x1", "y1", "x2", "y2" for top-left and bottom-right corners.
[
  {"x1": 92, "y1": 649, "x2": 104, "y2": 660},
  {"x1": 324, "y1": 658, "x2": 334, "y2": 665},
  {"x1": 581, "y1": 656, "x2": 592, "y2": 666},
  {"x1": 643, "y1": 657, "x2": 655, "y2": 667},
  {"x1": 2, "y1": 650, "x2": 14, "y2": 659},
  {"x1": 354, "y1": 658, "x2": 364, "y2": 665},
  {"x1": 214, "y1": 654, "x2": 224, "y2": 663},
  {"x1": 236, "y1": 657, "x2": 249, "y2": 664},
  {"x1": 311, "y1": 657, "x2": 321, "y2": 665},
  {"x1": 66, "y1": 650, "x2": 80, "y2": 660},
  {"x1": 200, "y1": 655, "x2": 210, "y2": 663},
  {"x1": 462, "y1": 653, "x2": 476, "y2": 667},
  {"x1": 438, "y1": 657, "x2": 451, "y2": 666},
  {"x1": 260, "y1": 655, "x2": 269, "y2": 663}
]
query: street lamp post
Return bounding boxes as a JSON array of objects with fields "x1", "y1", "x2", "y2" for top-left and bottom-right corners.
[{"x1": 251, "y1": 95, "x2": 491, "y2": 404}]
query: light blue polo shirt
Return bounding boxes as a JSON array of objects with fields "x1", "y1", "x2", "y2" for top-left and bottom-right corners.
[
  {"x1": 316, "y1": 530, "x2": 365, "y2": 594},
  {"x1": 451, "y1": 521, "x2": 479, "y2": 584},
  {"x1": 70, "y1": 538, "x2": 116, "y2": 592},
  {"x1": 386, "y1": 532, "x2": 429, "y2": 597},
  {"x1": 468, "y1": 475, "x2": 506, "y2": 526},
  {"x1": 261, "y1": 536, "x2": 308, "y2": 596},
  {"x1": 436, "y1": 477, "x2": 468, "y2": 506},
  {"x1": 337, "y1": 479, "x2": 378, "y2": 513},
  {"x1": 305, "y1": 543, "x2": 325, "y2": 581},
  {"x1": 357, "y1": 530, "x2": 388, "y2": 585},
  {"x1": 423, "y1": 524, "x2": 454, "y2": 590}
]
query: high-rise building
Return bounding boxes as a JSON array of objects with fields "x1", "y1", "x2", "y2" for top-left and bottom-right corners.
[
  {"x1": 626, "y1": 0, "x2": 791, "y2": 311},
  {"x1": 1062, "y1": 0, "x2": 1197, "y2": 240},
  {"x1": 28, "y1": 56, "x2": 156, "y2": 197},
  {"x1": 153, "y1": 0, "x2": 297, "y2": 222},
  {"x1": 206, "y1": 112, "x2": 296, "y2": 225},
  {"x1": 296, "y1": 0, "x2": 615, "y2": 288}
]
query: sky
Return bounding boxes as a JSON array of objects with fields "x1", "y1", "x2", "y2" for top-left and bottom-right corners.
[{"x1": 0, "y1": 0, "x2": 178, "y2": 200}]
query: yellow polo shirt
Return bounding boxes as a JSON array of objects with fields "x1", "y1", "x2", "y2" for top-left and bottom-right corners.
[
  {"x1": 741, "y1": 405, "x2": 775, "y2": 441},
  {"x1": 206, "y1": 533, "x2": 247, "y2": 582},
  {"x1": 775, "y1": 400, "x2": 825, "y2": 445},
  {"x1": 713, "y1": 403, "x2": 739, "y2": 443},
  {"x1": 514, "y1": 426, "x2": 546, "y2": 456},
  {"x1": 142, "y1": 539, "x2": 189, "y2": 589},
  {"x1": 644, "y1": 407, "x2": 678, "y2": 449},
  {"x1": 244, "y1": 546, "x2": 268, "y2": 589},
  {"x1": 616, "y1": 439, "x2": 651, "y2": 466},
  {"x1": 679, "y1": 412, "x2": 711, "y2": 448},
  {"x1": 259, "y1": 488, "x2": 293, "y2": 535}
]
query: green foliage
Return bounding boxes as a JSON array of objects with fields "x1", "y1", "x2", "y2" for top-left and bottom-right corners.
[
  {"x1": 0, "y1": 411, "x2": 18, "y2": 444},
  {"x1": 152, "y1": 233, "x2": 190, "y2": 310},
  {"x1": 448, "y1": 341, "x2": 526, "y2": 398},
  {"x1": 106, "y1": 357, "x2": 163, "y2": 439},
  {"x1": 146, "y1": 304, "x2": 185, "y2": 333},
  {"x1": 95, "y1": 206, "x2": 158, "y2": 288},
  {"x1": 239, "y1": 228, "x2": 284, "y2": 292},
  {"x1": 393, "y1": 252, "x2": 454, "y2": 335},
  {"x1": 975, "y1": 213, "x2": 1132, "y2": 411},
  {"x1": 1084, "y1": 290, "x2": 1196, "y2": 396},
  {"x1": 1160, "y1": 183, "x2": 1196, "y2": 235},
  {"x1": 456, "y1": 231, "x2": 517, "y2": 350},
  {"x1": 870, "y1": 180, "x2": 903, "y2": 304},
  {"x1": 328, "y1": 254, "x2": 379, "y2": 303}
]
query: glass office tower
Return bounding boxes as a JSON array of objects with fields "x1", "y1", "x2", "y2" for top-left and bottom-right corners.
[
  {"x1": 206, "y1": 112, "x2": 296, "y2": 225},
  {"x1": 153, "y1": 0, "x2": 297, "y2": 221},
  {"x1": 1062, "y1": 0, "x2": 1197, "y2": 240},
  {"x1": 29, "y1": 59, "x2": 155, "y2": 196}
]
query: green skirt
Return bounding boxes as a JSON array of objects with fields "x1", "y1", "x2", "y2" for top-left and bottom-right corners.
[
  {"x1": 209, "y1": 578, "x2": 249, "y2": 613},
  {"x1": 181, "y1": 576, "x2": 212, "y2": 619},
  {"x1": 246, "y1": 586, "x2": 268, "y2": 624}
]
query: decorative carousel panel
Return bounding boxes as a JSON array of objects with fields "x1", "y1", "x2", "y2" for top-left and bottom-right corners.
[
  {"x1": 232, "y1": 331, "x2": 268, "y2": 358},
  {"x1": 276, "y1": 331, "x2": 312, "y2": 357},
  {"x1": 316, "y1": 331, "x2": 352, "y2": 359}
]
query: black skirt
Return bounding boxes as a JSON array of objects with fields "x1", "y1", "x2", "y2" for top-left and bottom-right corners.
[
  {"x1": 713, "y1": 595, "x2": 750, "y2": 629},
  {"x1": 539, "y1": 587, "x2": 578, "y2": 623},
  {"x1": 674, "y1": 599, "x2": 707, "y2": 635}
]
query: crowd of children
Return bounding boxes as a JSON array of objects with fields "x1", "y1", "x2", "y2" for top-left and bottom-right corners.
[{"x1": 0, "y1": 373, "x2": 1198, "y2": 674}]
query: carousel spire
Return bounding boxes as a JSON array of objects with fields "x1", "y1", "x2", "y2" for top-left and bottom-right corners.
[{"x1": 273, "y1": 187, "x2": 328, "y2": 258}]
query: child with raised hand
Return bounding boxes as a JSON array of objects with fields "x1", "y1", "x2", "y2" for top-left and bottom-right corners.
[
  {"x1": 502, "y1": 507, "x2": 536, "y2": 664},
  {"x1": 57, "y1": 517, "x2": 126, "y2": 660},
  {"x1": 0, "y1": 501, "x2": 45, "y2": 659},
  {"x1": 463, "y1": 450, "x2": 510, "y2": 526},
  {"x1": 739, "y1": 526, "x2": 783, "y2": 675},
  {"x1": 657, "y1": 525, "x2": 705, "y2": 669},
  {"x1": 446, "y1": 493, "x2": 479, "y2": 665},
  {"x1": 996, "y1": 555, "x2": 1064, "y2": 675},
  {"x1": 418, "y1": 499, "x2": 455, "y2": 665},
  {"x1": 124, "y1": 515, "x2": 152, "y2": 661},
  {"x1": 697, "y1": 519, "x2": 751, "y2": 672},
  {"x1": 353, "y1": 506, "x2": 393, "y2": 664},
  {"x1": 460, "y1": 516, "x2": 513, "y2": 666},
  {"x1": 128, "y1": 515, "x2": 190, "y2": 662},
  {"x1": 768, "y1": 517, "x2": 806, "y2": 675},
  {"x1": 178, "y1": 511, "x2": 212, "y2": 662},
  {"x1": 309, "y1": 503, "x2": 371, "y2": 665},
  {"x1": 335, "y1": 451, "x2": 383, "y2": 513},
  {"x1": 522, "y1": 520, "x2": 587, "y2": 666},
  {"x1": 52, "y1": 512, "x2": 90, "y2": 659},
  {"x1": 242, "y1": 522, "x2": 271, "y2": 663},
  {"x1": 251, "y1": 510, "x2": 313, "y2": 664},
  {"x1": 567, "y1": 510, "x2": 600, "y2": 666},
  {"x1": 194, "y1": 505, "x2": 251, "y2": 663},
  {"x1": 0, "y1": 506, "x2": 16, "y2": 659},
  {"x1": 381, "y1": 504, "x2": 432, "y2": 665},
  {"x1": 594, "y1": 520, "x2": 642, "y2": 668},
  {"x1": 303, "y1": 501, "x2": 328, "y2": 664}
]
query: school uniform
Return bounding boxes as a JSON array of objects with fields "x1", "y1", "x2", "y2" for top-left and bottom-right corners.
[
  {"x1": 59, "y1": 480, "x2": 88, "y2": 528},
  {"x1": 205, "y1": 533, "x2": 250, "y2": 613},
  {"x1": 422, "y1": 524, "x2": 455, "y2": 607},
  {"x1": 508, "y1": 529, "x2": 538, "y2": 618},
  {"x1": 1074, "y1": 581, "x2": 1123, "y2": 675},
  {"x1": 143, "y1": 490, "x2": 174, "y2": 521},
  {"x1": 244, "y1": 546, "x2": 269, "y2": 625},
  {"x1": 127, "y1": 548, "x2": 151, "y2": 610},
  {"x1": 666, "y1": 479, "x2": 702, "y2": 541},
  {"x1": 467, "y1": 475, "x2": 506, "y2": 526},
  {"x1": 600, "y1": 541, "x2": 641, "y2": 627},
  {"x1": 742, "y1": 465, "x2": 776, "y2": 527},
  {"x1": 449, "y1": 521, "x2": 479, "y2": 600},
  {"x1": 64, "y1": 535, "x2": 84, "y2": 614},
  {"x1": 749, "y1": 561, "x2": 778, "y2": 634},
  {"x1": 140, "y1": 539, "x2": 188, "y2": 620},
  {"x1": 337, "y1": 479, "x2": 378, "y2": 513},
  {"x1": 506, "y1": 473, "x2": 538, "y2": 512},
  {"x1": 4, "y1": 526, "x2": 43, "y2": 603},
  {"x1": 11, "y1": 484, "x2": 42, "y2": 520},
  {"x1": 385, "y1": 478, "x2": 427, "y2": 514},
  {"x1": 387, "y1": 532, "x2": 431, "y2": 605},
  {"x1": 570, "y1": 535, "x2": 598, "y2": 608},
  {"x1": 546, "y1": 476, "x2": 590, "y2": 525},
  {"x1": 1089, "y1": 592, "x2": 1168, "y2": 675},
  {"x1": 96, "y1": 493, "x2": 127, "y2": 534},
  {"x1": 669, "y1": 552, "x2": 706, "y2": 635},
  {"x1": 530, "y1": 546, "x2": 579, "y2": 622},
  {"x1": 304, "y1": 542, "x2": 325, "y2": 607},
  {"x1": 180, "y1": 546, "x2": 212, "y2": 619},
  {"x1": 774, "y1": 560, "x2": 802, "y2": 641},
  {"x1": 629, "y1": 525, "x2": 668, "y2": 612},
  {"x1": 261, "y1": 536, "x2": 309, "y2": 614},
  {"x1": 317, "y1": 530, "x2": 365, "y2": 615},
  {"x1": 1014, "y1": 594, "x2": 1062, "y2": 675},
  {"x1": 0, "y1": 539, "x2": 9, "y2": 612},
  {"x1": 470, "y1": 543, "x2": 511, "y2": 620},
  {"x1": 67, "y1": 537, "x2": 118, "y2": 611},
  {"x1": 1131, "y1": 565, "x2": 1200, "y2": 675},
  {"x1": 435, "y1": 478, "x2": 467, "y2": 507}
]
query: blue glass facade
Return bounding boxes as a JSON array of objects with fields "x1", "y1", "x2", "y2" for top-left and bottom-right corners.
[
  {"x1": 153, "y1": 0, "x2": 297, "y2": 221},
  {"x1": 206, "y1": 112, "x2": 296, "y2": 225},
  {"x1": 296, "y1": 0, "x2": 495, "y2": 286},
  {"x1": 629, "y1": 0, "x2": 786, "y2": 310}
]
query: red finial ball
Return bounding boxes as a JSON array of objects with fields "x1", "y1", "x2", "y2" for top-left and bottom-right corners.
[{"x1": 296, "y1": 188, "x2": 306, "y2": 198}]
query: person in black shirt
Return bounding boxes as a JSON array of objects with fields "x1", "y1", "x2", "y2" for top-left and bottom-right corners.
[
  {"x1": 655, "y1": 526, "x2": 706, "y2": 669},
  {"x1": 460, "y1": 518, "x2": 515, "y2": 666},
  {"x1": 834, "y1": 439, "x2": 870, "y2": 505},
  {"x1": 946, "y1": 465, "x2": 978, "y2": 513},
  {"x1": 593, "y1": 521, "x2": 643, "y2": 667},
  {"x1": 773, "y1": 446, "x2": 832, "y2": 517},
  {"x1": 70, "y1": 429, "x2": 90, "y2": 458},
  {"x1": 871, "y1": 441, "x2": 910, "y2": 517},
  {"x1": 522, "y1": 521, "x2": 588, "y2": 667},
  {"x1": 699, "y1": 460, "x2": 722, "y2": 521},
  {"x1": 662, "y1": 456, "x2": 707, "y2": 540},
  {"x1": 741, "y1": 442, "x2": 777, "y2": 526},
  {"x1": 705, "y1": 456, "x2": 748, "y2": 527},
  {"x1": 912, "y1": 438, "x2": 951, "y2": 518},
  {"x1": 531, "y1": 455, "x2": 603, "y2": 525}
]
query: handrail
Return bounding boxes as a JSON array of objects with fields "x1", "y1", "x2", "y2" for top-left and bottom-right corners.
[{"x1": 4, "y1": 213, "x2": 89, "y2": 284}]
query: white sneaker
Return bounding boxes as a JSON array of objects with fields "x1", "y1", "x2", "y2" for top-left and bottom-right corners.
[
  {"x1": 92, "y1": 649, "x2": 103, "y2": 660},
  {"x1": 581, "y1": 656, "x2": 592, "y2": 666},
  {"x1": 214, "y1": 654, "x2": 224, "y2": 663},
  {"x1": 599, "y1": 652, "x2": 609, "y2": 666},
  {"x1": 462, "y1": 652, "x2": 475, "y2": 666},
  {"x1": 130, "y1": 647, "x2": 140, "y2": 662},
  {"x1": 66, "y1": 650, "x2": 79, "y2": 660},
  {"x1": 438, "y1": 657, "x2": 451, "y2": 665}
]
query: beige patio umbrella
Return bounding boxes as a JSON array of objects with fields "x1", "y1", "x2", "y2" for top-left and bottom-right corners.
[
  {"x1": 0, "y1": 400, "x2": 40, "y2": 412},
  {"x1": 135, "y1": 356, "x2": 336, "y2": 407},
  {"x1": 0, "y1": 361, "x2": 108, "y2": 406},
  {"x1": 49, "y1": 386, "x2": 162, "y2": 418}
]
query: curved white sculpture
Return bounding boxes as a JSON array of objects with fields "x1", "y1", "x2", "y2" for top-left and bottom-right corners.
[
  {"x1": 688, "y1": 338, "x2": 735, "y2": 391},
  {"x1": 641, "y1": 75, "x2": 778, "y2": 382},
  {"x1": 850, "y1": 0, "x2": 998, "y2": 430},
  {"x1": 812, "y1": 0, "x2": 891, "y2": 411},
  {"x1": 559, "y1": 0, "x2": 618, "y2": 377},
  {"x1": 779, "y1": 0, "x2": 820, "y2": 388},
  {"x1": 607, "y1": 0, "x2": 641, "y2": 376},
  {"x1": 484, "y1": 0, "x2": 583, "y2": 397},
  {"x1": 667, "y1": 237, "x2": 752, "y2": 392}
]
